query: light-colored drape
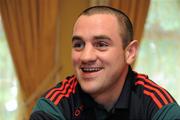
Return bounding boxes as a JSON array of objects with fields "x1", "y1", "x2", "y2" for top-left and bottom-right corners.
[
  {"x1": 109, "y1": 0, "x2": 150, "y2": 42},
  {"x1": 0, "y1": 0, "x2": 60, "y2": 118}
]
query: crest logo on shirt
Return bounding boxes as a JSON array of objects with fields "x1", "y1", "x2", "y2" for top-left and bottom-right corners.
[{"x1": 73, "y1": 105, "x2": 84, "y2": 118}]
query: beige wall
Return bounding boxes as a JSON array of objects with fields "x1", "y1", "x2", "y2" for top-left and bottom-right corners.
[{"x1": 58, "y1": 0, "x2": 90, "y2": 80}]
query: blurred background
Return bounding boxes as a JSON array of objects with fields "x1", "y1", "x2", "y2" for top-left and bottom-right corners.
[{"x1": 0, "y1": 0, "x2": 180, "y2": 119}]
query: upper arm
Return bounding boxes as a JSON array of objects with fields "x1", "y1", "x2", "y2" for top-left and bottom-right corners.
[
  {"x1": 30, "y1": 111, "x2": 58, "y2": 120},
  {"x1": 30, "y1": 98, "x2": 66, "y2": 120},
  {"x1": 152, "y1": 103, "x2": 180, "y2": 120}
]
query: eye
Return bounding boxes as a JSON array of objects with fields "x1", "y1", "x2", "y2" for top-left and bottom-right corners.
[
  {"x1": 94, "y1": 41, "x2": 109, "y2": 50},
  {"x1": 72, "y1": 40, "x2": 85, "y2": 51}
]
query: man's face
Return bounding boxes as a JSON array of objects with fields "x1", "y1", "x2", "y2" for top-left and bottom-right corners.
[{"x1": 72, "y1": 14, "x2": 129, "y2": 97}]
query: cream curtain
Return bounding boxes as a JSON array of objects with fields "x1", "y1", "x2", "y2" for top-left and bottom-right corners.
[
  {"x1": 0, "y1": 0, "x2": 60, "y2": 118},
  {"x1": 109, "y1": 0, "x2": 150, "y2": 42}
]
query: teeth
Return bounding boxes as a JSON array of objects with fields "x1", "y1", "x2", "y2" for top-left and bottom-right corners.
[{"x1": 81, "y1": 67, "x2": 102, "y2": 72}]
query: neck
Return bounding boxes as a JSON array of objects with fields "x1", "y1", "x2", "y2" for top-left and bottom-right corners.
[{"x1": 92, "y1": 66, "x2": 129, "y2": 111}]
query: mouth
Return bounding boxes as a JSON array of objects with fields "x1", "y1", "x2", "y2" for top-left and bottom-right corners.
[{"x1": 80, "y1": 67, "x2": 103, "y2": 73}]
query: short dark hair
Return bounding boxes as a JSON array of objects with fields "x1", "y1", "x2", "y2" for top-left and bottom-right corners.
[{"x1": 78, "y1": 6, "x2": 133, "y2": 48}]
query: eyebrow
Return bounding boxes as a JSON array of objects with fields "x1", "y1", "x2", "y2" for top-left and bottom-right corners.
[
  {"x1": 72, "y1": 35, "x2": 111, "y2": 42},
  {"x1": 72, "y1": 35, "x2": 83, "y2": 42},
  {"x1": 93, "y1": 35, "x2": 111, "y2": 41}
]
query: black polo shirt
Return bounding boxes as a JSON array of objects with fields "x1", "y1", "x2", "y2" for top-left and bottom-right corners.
[
  {"x1": 79, "y1": 67, "x2": 133, "y2": 120},
  {"x1": 79, "y1": 66, "x2": 153, "y2": 120},
  {"x1": 30, "y1": 67, "x2": 180, "y2": 120}
]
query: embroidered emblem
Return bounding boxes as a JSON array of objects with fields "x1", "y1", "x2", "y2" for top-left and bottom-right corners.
[{"x1": 73, "y1": 105, "x2": 84, "y2": 118}]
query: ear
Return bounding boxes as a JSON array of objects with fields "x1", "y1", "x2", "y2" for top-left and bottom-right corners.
[{"x1": 125, "y1": 40, "x2": 138, "y2": 64}]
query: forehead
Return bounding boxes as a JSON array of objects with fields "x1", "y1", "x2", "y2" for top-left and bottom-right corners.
[
  {"x1": 73, "y1": 14, "x2": 120, "y2": 35},
  {"x1": 76, "y1": 13, "x2": 117, "y2": 22}
]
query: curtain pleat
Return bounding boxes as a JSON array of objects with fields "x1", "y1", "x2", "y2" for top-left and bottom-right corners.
[{"x1": 0, "y1": 0, "x2": 60, "y2": 118}]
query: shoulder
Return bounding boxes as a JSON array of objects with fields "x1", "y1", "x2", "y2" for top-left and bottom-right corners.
[
  {"x1": 44, "y1": 75, "x2": 78, "y2": 105},
  {"x1": 134, "y1": 73, "x2": 175, "y2": 109},
  {"x1": 132, "y1": 72, "x2": 177, "y2": 119},
  {"x1": 30, "y1": 75, "x2": 80, "y2": 120}
]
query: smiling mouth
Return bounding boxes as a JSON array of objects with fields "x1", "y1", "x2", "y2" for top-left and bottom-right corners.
[{"x1": 80, "y1": 67, "x2": 103, "y2": 73}]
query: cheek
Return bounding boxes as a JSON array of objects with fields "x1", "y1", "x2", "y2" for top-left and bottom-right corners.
[
  {"x1": 103, "y1": 51, "x2": 125, "y2": 63},
  {"x1": 103, "y1": 52, "x2": 126, "y2": 72},
  {"x1": 71, "y1": 52, "x2": 80, "y2": 65}
]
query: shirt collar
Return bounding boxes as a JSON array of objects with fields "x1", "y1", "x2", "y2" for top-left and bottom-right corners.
[
  {"x1": 78, "y1": 84, "x2": 98, "y2": 108},
  {"x1": 113, "y1": 66, "x2": 135, "y2": 109}
]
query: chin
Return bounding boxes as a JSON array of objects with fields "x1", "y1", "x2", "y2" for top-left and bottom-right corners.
[{"x1": 80, "y1": 83, "x2": 99, "y2": 95}]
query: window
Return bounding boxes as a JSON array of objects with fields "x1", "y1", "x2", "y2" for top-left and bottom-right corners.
[
  {"x1": 134, "y1": 0, "x2": 180, "y2": 104},
  {"x1": 0, "y1": 17, "x2": 19, "y2": 120}
]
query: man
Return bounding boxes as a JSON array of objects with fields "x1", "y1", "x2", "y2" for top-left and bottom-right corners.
[{"x1": 30, "y1": 6, "x2": 180, "y2": 120}]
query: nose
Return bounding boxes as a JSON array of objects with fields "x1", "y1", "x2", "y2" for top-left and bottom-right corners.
[{"x1": 80, "y1": 44, "x2": 97, "y2": 63}]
